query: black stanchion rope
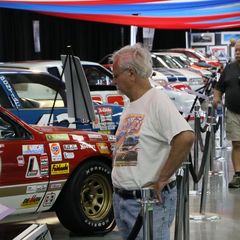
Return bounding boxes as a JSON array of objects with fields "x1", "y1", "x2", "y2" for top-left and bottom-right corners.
[
  {"x1": 189, "y1": 129, "x2": 212, "y2": 183},
  {"x1": 127, "y1": 209, "x2": 143, "y2": 240}
]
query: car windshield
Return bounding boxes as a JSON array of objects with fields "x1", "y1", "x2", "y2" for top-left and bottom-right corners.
[
  {"x1": 172, "y1": 56, "x2": 191, "y2": 67},
  {"x1": 83, "y1": 65, "x2": 113, "y2": 86},
  {"x1": 0, "y1": 73, "x2": 66, "y2": 108},
  {"x1": 156, "y1": 55, "x2": 181, "y2": 68}
]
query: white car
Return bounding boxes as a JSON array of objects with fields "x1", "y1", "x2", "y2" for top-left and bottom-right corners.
[
  {"x1": 151, "y1": 53, "x2": 205, "y2": 90},
  {"x1": 158, "y1": 52, "x2": 213, "y2": 78},
  {"x1": 0, "y1": 60, "x2": 200, "y2": 118}
]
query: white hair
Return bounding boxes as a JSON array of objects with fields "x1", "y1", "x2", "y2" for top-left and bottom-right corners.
[{"x1": 112, "y1": 43, "x2": 153, "y2": 79}]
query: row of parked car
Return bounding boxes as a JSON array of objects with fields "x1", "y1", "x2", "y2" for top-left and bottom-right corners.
[
  {"x1": 0, "y1": 58, "x2": 205, "y2": 126},
  {"x1": 0, "y1": 48, "x2": 219, "y2": 235},
  {"x1": 99, "y1": 47, "x2": 222, "y2": 89}
]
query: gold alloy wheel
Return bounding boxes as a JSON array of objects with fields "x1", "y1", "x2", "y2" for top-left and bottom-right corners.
[{"x1": 80, "y1": 173, "x2": 112, "y2": 221}]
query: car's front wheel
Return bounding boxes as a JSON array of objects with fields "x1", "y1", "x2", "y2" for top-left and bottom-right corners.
[{"x1": 55, "y1": 159, "x2": 114, "y2": 235}]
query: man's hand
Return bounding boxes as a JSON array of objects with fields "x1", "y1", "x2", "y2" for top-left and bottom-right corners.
[
  {"x1": 213, "y1": 89, "x2": 222, "y2": 109},
  {"x1": 144, "y1": 180, "x2": 169, "y2": 203}
]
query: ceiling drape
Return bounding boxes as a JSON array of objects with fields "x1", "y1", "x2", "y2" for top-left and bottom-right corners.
[{"x1": 0, "y1": 0, "x2": 240, "y2": 29}]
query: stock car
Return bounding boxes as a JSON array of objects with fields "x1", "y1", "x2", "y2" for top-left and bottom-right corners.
[
  {"x1": 0, "y1": 105, "x2": 115, "y2": 234},
  {"x1": 0, "y1": 68, "x2": 123, "y2": 134}
]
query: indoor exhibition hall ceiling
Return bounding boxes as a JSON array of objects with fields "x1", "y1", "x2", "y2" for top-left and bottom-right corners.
[{"x1": 0, "y1": 0, "x2": 240, "y2": 29}]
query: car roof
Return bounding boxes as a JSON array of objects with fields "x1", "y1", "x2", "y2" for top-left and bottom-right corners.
[
  {"x1": 153, "y1": 52, "x2": 186, "y2": 57},
  {"x1": 0, "y1": 67, "x2": 62, "y2": 81},
  {"x1": 0, "y1": 67, "x2": 34, "y2": 74},
  {"x1": 0, "y1": 60, "x2": 101, "y2": 70},
  {"x1": 169, "y1": 48, "x2": 194, "y2": 52}
]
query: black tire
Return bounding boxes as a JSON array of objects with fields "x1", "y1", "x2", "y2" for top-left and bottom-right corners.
[{"x1": 55, "y1": 158, "x2": 114, "y2": 235}]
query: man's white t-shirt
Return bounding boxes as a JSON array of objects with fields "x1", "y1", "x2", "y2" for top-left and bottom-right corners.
[{"x1": 112, "y1": 88, "x2": 193, "y2": 190}]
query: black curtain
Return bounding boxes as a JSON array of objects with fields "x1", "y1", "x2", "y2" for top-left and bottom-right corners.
[
  {"x1": 0, "y1": 8, "x2": 130, "y2": 62},
  {"x1": 0, "y1": 8, "x2": 36, "y2": 61},
  {"x1": 39, "y1": 14, "x2": 130, "y2": 62},
  {"x1": 152, "y1": 30, "x2": 186, "y2": 50}
]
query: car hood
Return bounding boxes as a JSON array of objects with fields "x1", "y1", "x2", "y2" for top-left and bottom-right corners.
[
  {"x1": 171, "y1": 68, "x2": 202, "y2": 78},
  {"x1": 31, "y1": 125, "x2": 109, "y2": 141}
]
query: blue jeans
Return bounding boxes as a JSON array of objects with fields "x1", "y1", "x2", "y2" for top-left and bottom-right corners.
[{"x1": 113, "y1": 187, "x2": 177, "y2": 240}]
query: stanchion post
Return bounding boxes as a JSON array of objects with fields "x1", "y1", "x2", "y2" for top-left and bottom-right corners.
[
  {"x1": 174, "y1": 161, "x2": 190, "y2": 240},
  {"x1": 206, "y1": 104, "x2": 216, "y2": 172},
  {"x1": 216, "y1": 104, "x2": 224, "y2": 149},
  {"x1": 193, "y1": 104, "x2": 200, "y2": 191},
  {"x1": 174, "y1": 167, "x2": 184, "y2": 240},
  {"x1": 190, "y1": 102, "x2": 221, "y2": 221},
  {"x1": 141, "y1": 188, "x2": 154, "y2": 240},
  {"x1": 183, "y1": 162, "x2": 190, "y2": 240},
  {"x1": 200, "y1": 103, "x2": 214, "y2": 214}
]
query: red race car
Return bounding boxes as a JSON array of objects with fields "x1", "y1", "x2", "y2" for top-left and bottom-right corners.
[{"x1": 0, "y1": 106, "x2": 115, "y2": 235}]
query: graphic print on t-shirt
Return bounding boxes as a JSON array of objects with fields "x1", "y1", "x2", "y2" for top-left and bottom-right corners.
[{"x1": 114, "y1": 114, "x2": 144, "y2": 166}]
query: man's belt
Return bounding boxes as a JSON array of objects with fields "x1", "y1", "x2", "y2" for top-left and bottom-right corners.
[{"x1": 114, "y1": 180, "x2": 176, "y2": 200}]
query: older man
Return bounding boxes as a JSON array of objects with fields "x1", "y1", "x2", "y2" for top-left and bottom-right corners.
[{"x1": 111, "y1": 43, "x2": 194, "y2": 240}]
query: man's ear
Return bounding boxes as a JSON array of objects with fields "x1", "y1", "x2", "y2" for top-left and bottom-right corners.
[{"x1": 128, "y1": 68, "x2": 136, "y2": 82}]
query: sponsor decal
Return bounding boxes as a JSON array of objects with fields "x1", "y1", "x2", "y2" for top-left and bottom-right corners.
[
  {"x1": 17, "y1": 155, "x2": 25, "y2": 166},
  {"x1": 40, "y1": 155, "x2": 49, "y2": 177},
  {"x1": 46, "y1": 134, "x2": 69, "y2": 141},
  {"x1": 0, "y1": 144, "x2": 5, "y2": 148},
  {"x1": 71, "y1": 134, "x2": 84, "y2": 142},
  {"x1": 26, "y1": 184, "x2": 48, "y2": 194},
  {"x1": 96, "y1": 107, "x2": 113, "y2": 122},
  {"x1": 79, "y1": 142, "x2": 96, "y2": 151},
  {"x1": 92, "y1": 106, "x2": 116, "y2": 131},
  {"x1": 88, "y1": 133, "x2": 102, "y2": 140},
  {"x1": 51, "y1": 163, "x2": 70, "y2": 175},
  {"x1": 43, "y1": 192, "x2": 56, "y2": 207},
  {"x1": 96, "y1": 143, "x2": 110, "y2": 154},
  {"x1": 93, "y1": 122, "x2": 116, "y2": 131},
  {"x1": 110, "y1": 143, "x2": 116, "y2": 152},
  {"x1": 22, "y1": 144, "x2": 44, "y2": 155},
  {"x1": 107, "y1": 135, "x2": 116, "y2": 142},
  {"x1": 63, "y1": 152, "x2": 75, "y2": 159},
  {"x1": 0, "y1": 75, "x2": 21, "y2": 108},
  {"x1": 49, "y1": 143, "x2": 62, "y2": 162},
  {"x1": 98, "y1": 130, "x2": 111, "y2": 134},
  {"x1": 21, "y1": 195, "x2": 41, "y2": 208},
  {"x1": 25, "y1": 156, "x2": 40, "y2": 178},
  {"x1": 50, "y1": 183, "x2": 62, "y2": 189},
  {"x1": 93, "y1": 112, "x2": 116, "y2": 130},
  {"x1": 63, "y1": 144, "x2": 78, "y2": 151}
]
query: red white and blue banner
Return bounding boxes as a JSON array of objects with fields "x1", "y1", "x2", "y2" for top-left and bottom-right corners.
[{"x1": 0, "y1": 0, "x2": 240, "y2": 29}]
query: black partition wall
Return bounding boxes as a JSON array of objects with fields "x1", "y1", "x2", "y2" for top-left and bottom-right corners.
[{"x1": 0, "y1": 8, "x2": 131, "y2": 62}]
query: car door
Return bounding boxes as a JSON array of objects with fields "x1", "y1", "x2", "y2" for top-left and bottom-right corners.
[{"x1": 0, "y1": 110, "x2": 50, "y2": 216}]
